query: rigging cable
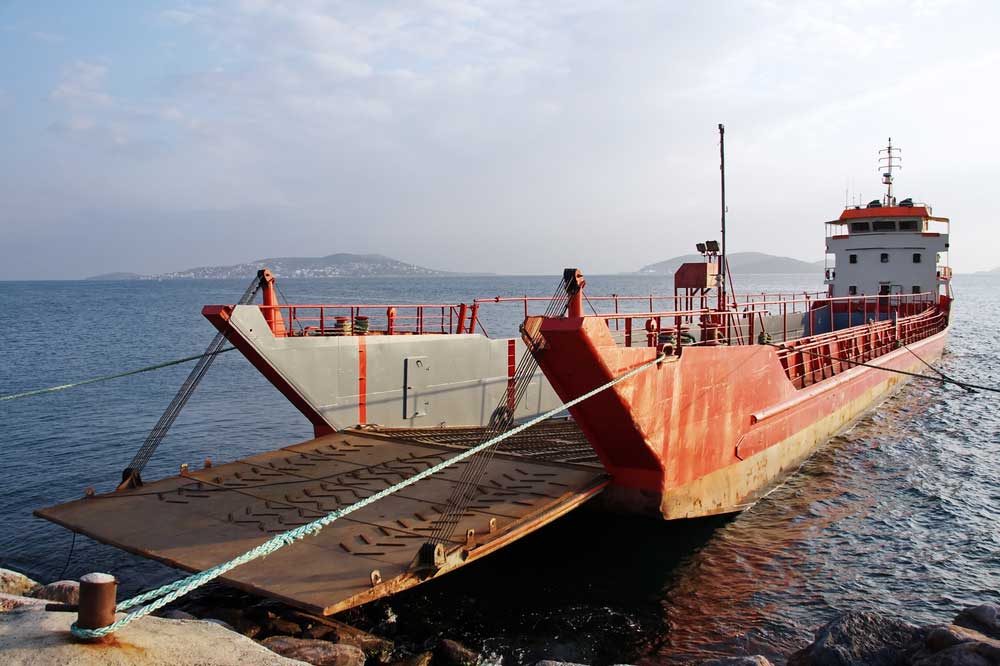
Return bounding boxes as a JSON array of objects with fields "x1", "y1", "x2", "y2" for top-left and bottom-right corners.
[
  {"x1": 427, "y1": 273, "x2": 574, "y2": 546},
  {"x1": 0, "y1": 348, "x2": 237, "y2": 402},
  {"x1": 118, "y1": 272, "x2": 264, "y2": 489}
]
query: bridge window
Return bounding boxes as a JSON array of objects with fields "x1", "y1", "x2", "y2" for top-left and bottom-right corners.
[
  {"x1": 879, "y1": 285, "x2": 891, "y2": 295},
  {"x1": 912, "y1": 285, "x2": 921, "y2": 293},
  {"x1": 912, "y1": 253, "x2": 922, "y2": 263},
  {"x1": 873, "y1": 220, "x2": 896, "y2": 232},
  {"x1": 880, "y1": 253, "x2": 889, "y2": 263},
  {"x1": 899, "y1": 220, "x2": 918, "y2": 231},
  {"x1": 849, "y1": 285, "x2": 858, "y2": 295},
  {"x1": 849, "y1": 254, "x2": 858, "y2": 264},
  {"x1": 850, "y1": 222, "x2": 870, "y2": 233}
]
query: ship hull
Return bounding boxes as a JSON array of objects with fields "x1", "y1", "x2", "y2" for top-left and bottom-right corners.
[
  {"x1": 533, "y1": 313, "x2": 949, "y2": 520},
  {"x1": 203, "y1": 304, "x2": 562, "y2": 434}
]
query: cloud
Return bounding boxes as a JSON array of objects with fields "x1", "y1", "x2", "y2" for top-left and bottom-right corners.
[
  {"x1": 12, "y1": 0, "x2": 1000, "y2": 278},
  {"x1": 29, "y1": 30, "x2": 63, "y2": 43},
  {"x1": 50, "y1": 61, "x2": 112, "y2": 107}
]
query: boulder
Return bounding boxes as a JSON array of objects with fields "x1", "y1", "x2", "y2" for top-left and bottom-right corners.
[
  {"x1": 437, "y1": 638, "x2": 481, "y2": 666},
  {"x1": 907, "y1": 624, "x2": 1000, "y2": 666},
  {"x1": 261, "y1": 636, "x2": 366, "y2": 666},
  {"x1": 787, "y1": 611, "x2": 921, "y2": 666},
  {"x1": 267, "y1": 616, "x2": 305, "y2": 637},
  {"x1": 284, "y1": 611, "x2": 394, "y2": 660},
  {"x1": 302, "y1": 623, "x2": 339, "y2": 641},
  {"x1": 955, "y1": 605, "x2": 1000, "y2": 641},
  {"x1": 0, "y1": 570, "x2": 40, "y2": 598},
  {"x1": 30, "y1": 580, "x2": 79, "y2": 605},
  {"x1": 159, "y1": 609, "x2": 197, "y2": 621},
  {"x1": 0, "y1": 606, "x2": 310, "y2": 665},
  {"x1": 397, "y1": 652, "x2": 434, "y2": 666},
  {"x1": 0, "y1": 593, "x2": 46, "y2": 613}
]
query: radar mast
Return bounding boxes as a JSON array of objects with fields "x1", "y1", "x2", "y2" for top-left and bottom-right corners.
[{"x1": 878, "y1": 138, "x2": 901, "y2": 206}]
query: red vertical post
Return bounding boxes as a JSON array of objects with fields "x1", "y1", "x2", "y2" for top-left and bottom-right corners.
[
  {"x1": 469, "y1": 303, "x2": 480, "y2": 334},
  {"x1": 456, "y1": 303, "x2": 468, "y2": 334}
]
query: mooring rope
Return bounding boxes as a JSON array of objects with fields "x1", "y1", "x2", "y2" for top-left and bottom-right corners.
[
  {"x1": 0, "y1": 348, "x2": 238, "y2": 402},
  {"x1": 69, "y1": 351, "x2": 666, "y2": 639}
]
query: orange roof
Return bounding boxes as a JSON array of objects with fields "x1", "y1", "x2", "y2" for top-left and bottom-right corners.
[{"x1": 837, "y1": 205, "x2": 929, "y2": 221}]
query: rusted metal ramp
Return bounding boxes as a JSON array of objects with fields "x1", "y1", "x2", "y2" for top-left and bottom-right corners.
[{"x1": 35, "y1": 420, "x2": 606, "y2": 616}]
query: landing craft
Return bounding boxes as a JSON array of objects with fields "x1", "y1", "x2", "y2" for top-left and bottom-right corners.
[{"x1": 38, "y1": 136, "x2": 952, "y2": 616}]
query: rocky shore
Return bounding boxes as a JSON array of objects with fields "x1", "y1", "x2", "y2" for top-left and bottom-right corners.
[{"x1": 1, "y1": 567, "x2": 997, "y2": 665}]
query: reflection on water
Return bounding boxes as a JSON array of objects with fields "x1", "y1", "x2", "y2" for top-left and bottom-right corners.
[{"x1": 1, "y1": 274, "x2": 998, "y2": 665}]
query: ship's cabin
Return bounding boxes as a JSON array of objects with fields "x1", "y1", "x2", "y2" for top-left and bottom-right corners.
[{"x1": 823, "y1": 199, "x2": 950, "y2": 303}]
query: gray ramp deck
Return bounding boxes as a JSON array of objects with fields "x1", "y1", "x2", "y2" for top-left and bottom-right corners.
[{"x1": 36, "y1": 421, "x2": 606, "y2": 615}]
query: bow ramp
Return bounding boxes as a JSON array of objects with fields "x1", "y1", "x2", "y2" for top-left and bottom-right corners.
[{"x1": 35, "y1": 421, "x2": 606, "y2": 616}]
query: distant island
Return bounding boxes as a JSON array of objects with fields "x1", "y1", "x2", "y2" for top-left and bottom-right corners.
[
  {"x1": 639, "y1": 251, "x2": 824, "y2": 275},
  {"x1": 86, "y1": 253, "x2": 470, "y2": 280}
]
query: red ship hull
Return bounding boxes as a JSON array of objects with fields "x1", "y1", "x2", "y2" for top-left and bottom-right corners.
[{"x1": 530, "y1": 311, "x2": 949, "y2": 519}]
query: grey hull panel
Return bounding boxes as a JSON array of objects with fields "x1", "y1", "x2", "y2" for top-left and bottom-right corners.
[{"x1": 226, "y1": 305, "x2": 563, "y2": 430}]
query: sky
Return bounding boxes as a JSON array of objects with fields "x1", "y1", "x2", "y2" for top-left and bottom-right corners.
[{"x1": 0, "y1": 0, "x2": 997, "y2": 279}]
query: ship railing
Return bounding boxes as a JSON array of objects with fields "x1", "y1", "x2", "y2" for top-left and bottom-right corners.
[
  {"x1": 258, "y1": 303, "x2": 476, "y2": 337},
  {"x1": 588, "y1": 291, "x2": 940, "y2": 350},
  {"x1": 255, "y1": 290, "x2": 829, "y2": 338},
  {"x1": 775, "y1": 305, "x2": 947, "y2": 388},
  {"x1": 475, "y1": 291, "x2": 826, "y2": 332}
]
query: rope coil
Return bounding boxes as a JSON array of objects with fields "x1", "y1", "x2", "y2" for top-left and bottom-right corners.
[{"x1": 69, "y1": 351, "x2": 666, "y2": 639}]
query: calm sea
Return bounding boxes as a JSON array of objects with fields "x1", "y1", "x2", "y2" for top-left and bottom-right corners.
[{"x1": 1, "y1": 274, "x2": 997, "y2": 665}]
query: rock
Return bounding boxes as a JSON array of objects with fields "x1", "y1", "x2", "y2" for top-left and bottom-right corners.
[
  {"x1": 267, "y1": 616, "x2": 305, "y2": 636},
  {"x1": 397, "y1": 651, "x2": 433, "y2": 666},
  {"x1": 787, "y1": 611, "x2": 920, "y2": 666},
  {"x1": 262, "y1": 636, "x2": 366, "y2": 666},
  {"x1": 0, "y1": 605, "x2": 310, "y2": 665},
  {"x1": 159, "y1": 609, "x2": 197, "y2": 621},
  {"x1": 0, "y1": 593, "x2": 47, "y2": 613},
  {"x1": 204, "y1": 617, "x2": 238, "y2": 632},
  {"x1": 0, "y1": 569, "x2": 41, "y2": 597},
  {"x1": 437, "y1": 638, "x2": 481, "y2": 666},
  {"x1": 955, "y1": 605, "x2": 1000, "y2": 641},
  {"x1": 534, "y1": 661, "x2": 590, "y2": 666},
  {"x1": 908, "y1": 624, "x2": 1000, "y2": 666},
  {"x1": 284, "y1": 611, "x2": 394, "y2": 659},
  {"x1": 302, "y1": 623, "x2": 339, "y2": 641},
  {"x1": 695, "y1": 658, "x2": 774, "y2": 666},
  {"x1": 30, "y1": 580, "x2": 80, "y2": 605}
]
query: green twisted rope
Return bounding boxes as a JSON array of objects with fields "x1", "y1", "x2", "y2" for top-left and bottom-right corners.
[
  {"x1": 0, "y1": 348, "x2": 237, "y2": 402},
  {"x1": 70, "y1": 352, "x2": 665, "y2": 639}
]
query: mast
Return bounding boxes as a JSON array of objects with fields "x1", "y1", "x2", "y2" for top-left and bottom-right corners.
[
  {"x1": 878, "y1": 137, "x2": 901, "y2": 206},
  {"x1": 718, "y1": 123, "x2": 727, "y2": 312}
]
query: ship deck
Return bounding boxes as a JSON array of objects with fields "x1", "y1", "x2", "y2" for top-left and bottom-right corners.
[{"x1": 35, "y1": 419, "x2": 605, "y2": 616}]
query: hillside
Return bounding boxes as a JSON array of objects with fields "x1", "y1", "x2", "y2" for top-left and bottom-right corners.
[
  {"x1": 86, "y1": 253, "x2": 455, "y2": 280},
  {"x1": 639, "y1": 252, "x2": 824, "y2": 275}
]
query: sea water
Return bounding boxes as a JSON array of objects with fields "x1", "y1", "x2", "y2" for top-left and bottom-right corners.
[{"x1": 1, "y1": 274, "x2": 997, "y2": 664}]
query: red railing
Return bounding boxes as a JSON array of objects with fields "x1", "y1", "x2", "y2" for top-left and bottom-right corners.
[
  {"x1": 582, "y1": 291, "x2": 940, "y2": 350},
  {"x1": 774, "y1": 306, "x2": 947, "y2": 388},
  {"x1": 258, "y1": 303, "x2": 478, "y2": 337},
  {"x1": 255, "y1": 290, "x2": 829, "y2": 338}
]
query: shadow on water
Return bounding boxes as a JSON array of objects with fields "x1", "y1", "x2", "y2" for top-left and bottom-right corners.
[{"x1": 339, "y1": 505, "x2": 732, "y2": 666}]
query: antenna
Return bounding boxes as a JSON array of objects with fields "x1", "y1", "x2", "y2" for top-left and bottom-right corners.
[
  {"x1": 718, "y1": 123, "x2": 727, "y2": 312},
  {"x1": 878, "y1": 137, "x2": 902, "y2": 206}
]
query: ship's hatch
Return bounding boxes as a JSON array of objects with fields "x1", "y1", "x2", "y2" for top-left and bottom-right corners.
[{"x1": 35, "y1": 420, "x2": 606, "y2": 616}]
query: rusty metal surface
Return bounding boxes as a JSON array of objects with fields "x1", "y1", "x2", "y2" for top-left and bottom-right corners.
[
  {"x1": 368, "y1": 418, "x2": 601, "y2": 467},
  {"x1": 35, "y1": 427, "x2": 606, "y2": 616}
]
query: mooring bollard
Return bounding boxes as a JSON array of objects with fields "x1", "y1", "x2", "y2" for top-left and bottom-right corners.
[{"x1": 75, "y1": 572, "x2": 117, "y2": 642}]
